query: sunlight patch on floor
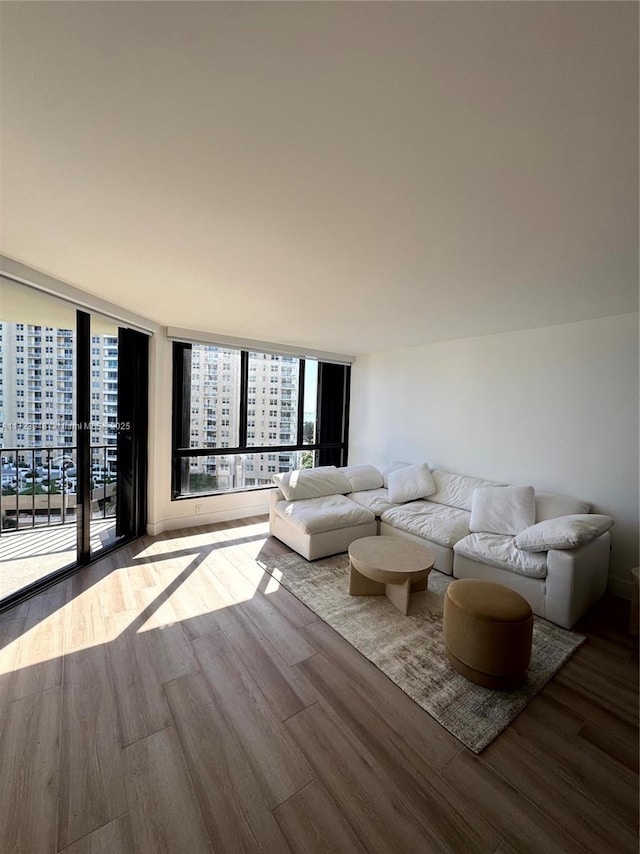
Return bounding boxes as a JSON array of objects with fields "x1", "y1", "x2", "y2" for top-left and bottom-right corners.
[{"x1": 262, "y1": 567, "x2": 283, "y2": 595}]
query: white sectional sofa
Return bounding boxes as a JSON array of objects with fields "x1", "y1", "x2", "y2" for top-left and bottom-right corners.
[{"x1": 269, "y1": 463, "x2": 614, "y2": 629}]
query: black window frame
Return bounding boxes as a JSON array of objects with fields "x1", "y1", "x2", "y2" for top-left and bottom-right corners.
[{"x1": 171, "y1": 342, "x2": 350, "y2": 499}]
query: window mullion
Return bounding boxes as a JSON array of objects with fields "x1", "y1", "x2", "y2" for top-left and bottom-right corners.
[
  {"x1": 76, "y1": 310, "x2": 91, "y2": 562},
  {"x1": 239, "y1": 350, "x2": 248, "y2": 448},
  {"x1": 296, "y1": 359, "x2": 305, "y2": 446},
  {"x1": 171, "y1": 343, "x2": 192, "y2": 498}
]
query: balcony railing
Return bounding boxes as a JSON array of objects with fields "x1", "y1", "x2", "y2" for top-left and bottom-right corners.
[{"x1": 0, "y1": 444, "x2": 117, "y2": 536}]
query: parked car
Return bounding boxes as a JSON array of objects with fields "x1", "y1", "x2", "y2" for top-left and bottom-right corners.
[
  {"x1": 43, "y1": 456, "x2": 77, "y2": 477},
  {"x1": 39, "y1": 461, "x2": 77, "y2": 478}
]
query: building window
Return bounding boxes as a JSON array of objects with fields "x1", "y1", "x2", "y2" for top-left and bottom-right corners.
[{"x1": 172, "y1": 342, "x2": 349, "y2": 497}]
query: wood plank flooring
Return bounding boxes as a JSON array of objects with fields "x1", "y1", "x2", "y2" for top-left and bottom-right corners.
[{"x1": 0, "y1": 516, "x2": 637, "y2": 853}]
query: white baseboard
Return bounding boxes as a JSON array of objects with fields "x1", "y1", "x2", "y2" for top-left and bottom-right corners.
[
  {"x1": 607, "y1": 576, "x2": 633, "y2": 600},
  {"x1": 147, "y1": 501, "x2": 270, "y2": 537},
  {"x1": 147, "y1": 520, "x2": 165, "y2": 536}
]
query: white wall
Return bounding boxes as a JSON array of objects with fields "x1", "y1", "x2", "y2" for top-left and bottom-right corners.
[
  {"x1": 146, "y1": 334, "x2": 271, "y2": 537},
  {"x1": 349, "y1": 314, "x2": 639, "y2": 596}
]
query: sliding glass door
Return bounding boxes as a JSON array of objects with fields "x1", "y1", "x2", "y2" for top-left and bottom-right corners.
[
  {"x1": 0, "y1": 277, "x2": 148, "y2": 607},
  {"x1": 87, "y1": 314, "x2": 124, "y2": 560},
  {"x1": 0, "y1": 281, "x2": 79, "y2": 598}
]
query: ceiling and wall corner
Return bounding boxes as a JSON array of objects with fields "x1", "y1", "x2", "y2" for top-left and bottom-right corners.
[{"x1": 0, "y1": 2, "x2": 637, "y2": 356}]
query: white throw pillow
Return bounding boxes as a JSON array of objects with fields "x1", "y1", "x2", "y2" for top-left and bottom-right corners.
[
  {"x1": 470, "y1": 485, "x2": 535, "y2": 536},
  {"x1": 515, "y1": 514, "x2": 614, "y2": 552},
  {"x1": 382, "y1": 461, "x2": 412, "y2": 489},
  {"x1": 387, "y1": 463, "x2": 436, "y2": 504},
  {"x1": 273, "y1": 466, "x2": 351, "y2": 501},
  {"x1": 339, "y1": 464, "x2": 384, "y2": 492}
]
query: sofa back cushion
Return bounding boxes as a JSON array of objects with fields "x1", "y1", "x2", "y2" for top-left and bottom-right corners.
[
  {"x1": 429, "y1": 470, "x2": 503, "y2": 512},
  {"x1": 339, "y1": 464, "x2": 384, "y2": 492},
  {"x1": 273, "y1": 466, "x2": 351, "y2": 501},
  {"x1": 387, "y1": 463, "x2": 436, "y2": 503},
  {"x1": 470, "y1": 485, "x2": 536, "y2": 536},
  {"x1": 535, "y1": 492, "x2": 592, "y2": 522},
  {"x1": 382, "y1": 461, "x2": 412, "y2": 488}
]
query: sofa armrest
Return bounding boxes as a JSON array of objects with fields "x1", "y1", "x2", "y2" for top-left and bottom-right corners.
[
  {"x1": 269, "y1": 486, "x2": 284, "y2": 528},
  {"x1": 270, "y1": 486, "x2": 284, "y2": 504},
  {"x1": 544, "y1": 532, "x2": 610, "y2": 628}
]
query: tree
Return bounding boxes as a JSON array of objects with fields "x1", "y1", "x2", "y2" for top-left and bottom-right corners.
[
  {"x1": 188, "y1": 473, "x2": 219, "y2": 492},
  {"x1": 20, "y1": 483, "x2": 49, "y2": 495},
  {"x1": 300, "y1": 451, "x2": 314, "y2": 469},
  {"x1": 303, "y1": 421, "x2": 315, "y2": 444}
]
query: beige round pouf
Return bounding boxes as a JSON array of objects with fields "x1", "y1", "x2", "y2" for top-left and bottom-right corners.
[{"x1": 443, "y1": 579, "x2": 533, "y2": 690}]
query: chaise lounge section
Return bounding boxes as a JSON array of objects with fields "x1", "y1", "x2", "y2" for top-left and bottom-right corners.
[{"x1": 269, "y1": 466, "x2": 377, "y2": 560}]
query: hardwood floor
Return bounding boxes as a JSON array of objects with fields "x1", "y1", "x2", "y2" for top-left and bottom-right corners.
[{"x1": 0, "y1": 516, "x2": 637, "y2": 853}]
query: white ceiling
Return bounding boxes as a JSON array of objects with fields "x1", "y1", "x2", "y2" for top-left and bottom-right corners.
[{"x1": 1, "y1": 2, "x2": 637, "y2": 356}]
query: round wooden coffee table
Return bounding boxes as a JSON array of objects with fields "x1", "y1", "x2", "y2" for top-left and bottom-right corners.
[{"x1": 348, "y1": 536, "x2": 435, "y2": 615}]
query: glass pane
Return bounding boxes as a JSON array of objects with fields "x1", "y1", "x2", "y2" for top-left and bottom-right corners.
[
  {"x1": 190, "y1": 345, "x2": 241, "y2": 449},
  {"x1": 303, "y1": 359, "x2": 318, "y2": 445},
  {"x1": 0, "y1": 277, "x2": 77, "y2": 599},
  {"x1": 180, "y1": 450, "x2": 310, "y2": 494},
  {"x1": 247, "y1": 352, "x2": 299, "y2": 447},
  {"x1": 89, "y1": 314, "x2": 121, "y2": 556}
]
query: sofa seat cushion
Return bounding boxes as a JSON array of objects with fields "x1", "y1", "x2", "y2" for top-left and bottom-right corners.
[
  {"x1": 381, "y1": 501, "x2": 471, "y2": 548},
  {"x1": 454, "y1": 533, "x2": 548, "y2": 579},
  {"x1": 347, "y1": 488, "x2": 400, "y2": 515},
  {"x1": 274, "y1": 494, "x2": 375, "y2": 535}
]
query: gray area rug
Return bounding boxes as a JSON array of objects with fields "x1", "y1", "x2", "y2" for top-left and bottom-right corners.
[{"x1": 258, "y1": 551, "x2": 585, "y2": 753}]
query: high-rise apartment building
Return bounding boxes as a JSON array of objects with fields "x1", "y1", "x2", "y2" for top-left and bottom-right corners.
[
  {"x1": 187, "y1": 346, "x2": 304, "y2": 491},
  {"x1": 0, "y1": 322, "x2": 75, "y2": 462},
  {"x1": 89, "y1": 333, "x2": 119, "y2": 470},
  {"x1": 0, "y1": 322, "x2": 118, "y2": 470}
]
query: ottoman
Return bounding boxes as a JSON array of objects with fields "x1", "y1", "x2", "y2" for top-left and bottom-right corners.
[{"x1": 443, "y1": 579, "x2": 533, "y2": 690}]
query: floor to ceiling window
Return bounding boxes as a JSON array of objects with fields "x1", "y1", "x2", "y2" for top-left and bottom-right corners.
[
  {"x1": 88, "y1": 313, "x2": 124, "y2": 559},
  {"x1": 0, "y1": 276, "x2": 148, "y2": 607},
  {"x1": 171, "y1": 338, "x2": 350, "y2": 499},
  {"x1": 0, "y1": 280, "x2": 78, "y2": 597}
]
